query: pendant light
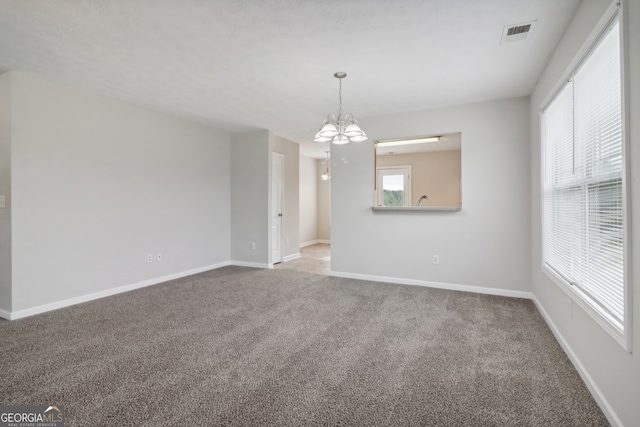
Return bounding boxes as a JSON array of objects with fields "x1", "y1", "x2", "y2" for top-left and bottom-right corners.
[
  {"x1": 321, "y1": 151, "x2": 330, "y2": 180},
  {"x1": 314, "y1": 72, "x2": 367, "y2": 145}
]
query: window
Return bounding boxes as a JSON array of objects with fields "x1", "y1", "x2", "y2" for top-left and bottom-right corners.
[
  {"x1": 376, "y1": 166, "x2": 411, "y2": 207},
  {"x1": 542, "y1": 11, "x2": 630, "y2": 349}
]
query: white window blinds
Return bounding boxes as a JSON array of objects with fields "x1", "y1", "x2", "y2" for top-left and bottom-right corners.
[{"x1": 542, "y1": 19, "x2": 624, "y2": 331}]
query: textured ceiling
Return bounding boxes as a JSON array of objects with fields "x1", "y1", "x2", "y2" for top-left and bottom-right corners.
[{"x1": 0, "y1": 0, "x2": 581, "y2": 158}]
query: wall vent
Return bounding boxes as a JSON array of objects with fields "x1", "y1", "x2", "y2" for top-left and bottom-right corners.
[{"x1": 501, "y1": 20, "x2": 537, "y2": 45}]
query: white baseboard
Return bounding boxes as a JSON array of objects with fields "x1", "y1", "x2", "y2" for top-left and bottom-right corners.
[
  {"x1": 0, "y1": 308, "x2": 11, "y2": 321},
  {"x1": 326, "y1": 270, "x2": 619, "y2": 425},
  {"x1": 230, "y1": 261, "x2": 270, "y2": 269},
  {"x1": 300, "y1": 239, "x2": 330, "y2": 248},
  {"x1": 5, "y1": 261, "x2": 232, "y2": 321},
  {"x1": 531, "y1": 296, "x2": 622, "y2": 427},
  {"x1": 283, "y1": 253, "x2": 301, "y2": 262},
  {"x1": 329, "y1": 270, "x2": 532, "y2": 300}
]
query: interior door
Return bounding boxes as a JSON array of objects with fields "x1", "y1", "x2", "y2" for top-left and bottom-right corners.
[{"x1": 271, "y1": 153, "x2": 284, "y2": 264}]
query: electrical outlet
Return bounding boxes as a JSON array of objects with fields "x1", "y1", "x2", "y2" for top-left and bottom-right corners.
[
  {"x1": 157, "y1": 253, "x2": 162, "y2": 261},
  {"x1": 251, "y1": 242, "x2": 256, "y2": 250},
  {"x1": 432, "y1": 255, "x2": 439, "y2": 265},
  {"x1": 147, "y1": 254, "x2": 153, "y2": 263}
]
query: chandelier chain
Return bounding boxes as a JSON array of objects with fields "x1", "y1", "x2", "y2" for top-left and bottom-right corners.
[{"x1": 338, "y1": 78, "x2": 343, "y2": 118}]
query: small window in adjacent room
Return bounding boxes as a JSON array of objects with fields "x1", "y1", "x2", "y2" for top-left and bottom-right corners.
[
  {"x1": 541, "y1": 8, "x2": 630, "y2": 350},
  {"x1": 376, "y1": 166, "x2": 411, "y2": 207}
]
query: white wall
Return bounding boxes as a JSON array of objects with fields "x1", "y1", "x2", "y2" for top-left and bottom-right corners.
[
  {"x1": 269, "y1": 134, "x2": 300, "y2": 259},
  {"x1": 9, "y1": 71, "x2": 231, "y2": 313},
  {"x1": 0, "y1": 72, "x2": 11, "y2": 313},
  {"x1": 331, "y1": 97, "x2": 530, "y2": 294},
  {"x1": 299, "y1": 156, "x2": 318, "y2": 245},
  {"x1": 529, "y1": 1, "x2": 640, "y2": 425},
  {"x1": 230, "y1": 130, "x2": 269, "y2": 266}
]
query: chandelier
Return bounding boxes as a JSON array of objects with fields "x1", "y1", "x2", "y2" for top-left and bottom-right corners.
[
  {"x1": 313, "y1": 72, "x2": 367, "y2": 144},
  {"x1": 321, "y1": 151, "x2": 330, "y2": 180}
]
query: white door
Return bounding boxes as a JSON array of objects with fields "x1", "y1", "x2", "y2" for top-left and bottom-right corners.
[{"x1": 271, "y1": 153, "x2": 284, "y2": 264}]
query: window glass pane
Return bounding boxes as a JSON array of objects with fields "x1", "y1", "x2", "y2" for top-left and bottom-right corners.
[
  {"x1": 574, "y1": 21, "x2": 622, "y2": 180},
  {"x1": 544, "y1": 83, "x2": 574, "y2": 186},
  {"x1": 382, "y1": 175, "x2": 405, "y2": 206},
  {"x1": 542, "y1": 18, "x2": 624, "y2": 330}
]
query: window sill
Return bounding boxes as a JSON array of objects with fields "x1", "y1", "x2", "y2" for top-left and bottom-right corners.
[
  {"x1": 371, "y1": 206, "x2": 461, "y2": 212},
  {"x1": 541, "y1": 264, "x2": 631, "y2": 353}
]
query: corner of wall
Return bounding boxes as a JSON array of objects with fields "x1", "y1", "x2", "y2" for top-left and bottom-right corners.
[
  {"x1": 529, "y1": 1, "x2": 640, "y2": 426},
  {"x1": 0, "y1": 71, "x2": 12, "y2": 313},
  {"x1": 230, "y1": 130, "x2": 270, "y2": 264}
]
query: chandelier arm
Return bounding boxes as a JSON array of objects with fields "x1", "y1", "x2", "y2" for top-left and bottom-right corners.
[{"x1": 343, "y1": 113, "x2": 354, "y2": 125}]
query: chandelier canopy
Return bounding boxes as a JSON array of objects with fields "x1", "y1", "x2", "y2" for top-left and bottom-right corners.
[{"x1": 314, "y1": 72, "x2": 367, "y2": 145}]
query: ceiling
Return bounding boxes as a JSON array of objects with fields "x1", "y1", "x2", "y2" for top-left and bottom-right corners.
[{"x1": 0, "y1": 0, "x2": 581, "y2": 158}]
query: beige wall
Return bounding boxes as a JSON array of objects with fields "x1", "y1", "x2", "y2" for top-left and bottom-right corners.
[
  {"x1": 298, "y1": 156, "x2": 330, "y2": 245},
  {"x1": 377, "y1": 149, "x2": 461, "y2": 207},
  {"x1": 317, "y1": 158, "x2": 331, "y2": 241},
  {"x1": 299, "y1": 156, "x2": 318, "y2": 245}
]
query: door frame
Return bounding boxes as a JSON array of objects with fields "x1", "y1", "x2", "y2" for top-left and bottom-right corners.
[{"x1": 271, "y1": 152, "x2": 284, "y2": 265}]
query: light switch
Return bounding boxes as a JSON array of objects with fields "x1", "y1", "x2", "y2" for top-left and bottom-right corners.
[{"x1": 0, "y1": 196, "x2": 5, "y2": 208}]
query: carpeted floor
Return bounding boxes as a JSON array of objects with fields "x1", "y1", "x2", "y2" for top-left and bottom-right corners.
[{"x1": 0, "y1": 267, "x2": 609, "y2": 426}]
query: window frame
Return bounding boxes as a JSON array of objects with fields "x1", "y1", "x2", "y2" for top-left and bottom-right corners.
[
  {"x1": 539, "y1": 0, "x2": 632, "y2": 352},
  {"x1": 376, "y1": 166, "x2": 412, "y2": 207}
]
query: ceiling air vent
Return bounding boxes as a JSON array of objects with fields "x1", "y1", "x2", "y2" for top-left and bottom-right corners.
[
  {"x1": 508, "y1": 24, "x2": 531, "y2": 36},
  {"x1": 501, "y1": 20, "x2": 537, "y2": 45}
]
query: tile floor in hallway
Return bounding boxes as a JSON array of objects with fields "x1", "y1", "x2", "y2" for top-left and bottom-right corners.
[{"x1": 274, "y1": 243, "x2": 330, "y2": 275}]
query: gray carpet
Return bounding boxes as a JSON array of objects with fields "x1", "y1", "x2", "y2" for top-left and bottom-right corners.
[{"x1": 0, "y1": 266, "x2": 609, "y2": 426}]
